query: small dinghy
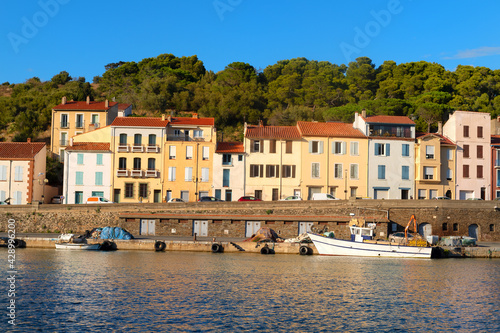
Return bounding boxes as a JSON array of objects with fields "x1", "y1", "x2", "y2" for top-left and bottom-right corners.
[{"x1": 55, "y1": 233, "x2": 100, "y2": 250}]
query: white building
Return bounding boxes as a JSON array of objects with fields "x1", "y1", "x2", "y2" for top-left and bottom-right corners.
[
  {"x1": 213, "y1": 142, "x2": 245, "y2": 201},
  {"x1": 0, "y1": 140, "x2": 46, "y2": 204},
  {"x1": 63, "y1": 142, "x2": 112, "y2": 204},
  {"x1": 353, "y1": 111, "x2": 415, "y2": 199}
]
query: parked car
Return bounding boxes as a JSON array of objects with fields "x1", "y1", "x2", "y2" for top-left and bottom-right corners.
[
  {"x1": 433, "y1": 196, "x2": 451, "y2": 200},
  {"x1": 85, "y1": 196, "x2": 113, "y2": 204},
  {"x1": 238, "y1": 196, "x2": 262, "y2": 202},
  {"x1": 466, "y1": 197, "x2": 484, "y2": 200},
  {"x1": 280, "y1": 196, "x2": 302, "y2": 201},
  {"x1": 0, "y1": 198, "x2": 11, "y2": 205},
  {"x1": 311, "y1": 193, "x2": 340, "y2": 200},
  {"x1": 388, "y1": 232, "x2": 414, "y2": 243},
  {"x1": 167, "y1": 198, "x2": 185, "y2": 203},
  {"x1": 51, "y1": 195, "x2": 64, "y2": 204},
  {"x1": 198, "y1": 196, "x2": 223, "y2": 202}
]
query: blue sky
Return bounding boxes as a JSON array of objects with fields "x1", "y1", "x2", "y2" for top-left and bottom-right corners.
[{"x1": 1, "y1": 0, "x2": 499, "y2": 84}]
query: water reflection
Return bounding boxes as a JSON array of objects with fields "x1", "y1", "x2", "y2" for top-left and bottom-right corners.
[{"x1": 0, "y1": 249, "x2": 498, "y2": 332}]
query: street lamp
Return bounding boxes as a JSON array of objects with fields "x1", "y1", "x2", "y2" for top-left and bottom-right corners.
[
  {"x1": 38, "y1": 173, "x2": 48, "y2": 203},
  {"x1": 344, "y1": 169, "x2": 348, "y2": 200}
]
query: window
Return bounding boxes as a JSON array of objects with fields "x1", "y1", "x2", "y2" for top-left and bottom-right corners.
[
  {"x1": 350, "y1": 164, "x2": 359, "y2": 179},
  {"x1": 269, "y1": 140, "x2": 276, "y2": 154},
  {"x1": 402, "y1": 144, "x2": 410, "y2": 157},
  {"x1": 350, "y1": 142, "x2": 359, "y2": 156},
  {"x1": 168, "y1": 167, "x2": 176, "y2": 181},
  {"x1": 202, "y1": 147, "x2": 209, "y2": 160},
  {"x1": 59, "y1": 149, "x2": 65, "y2": 162},
  {"x1": 95, "y1": 172, "x2": 103, "y2": 186},
  {"x1": 497, "y1": 170, "x2": 500, "y2": 187},
  {"x1": 193, "y1": 130, "x2": 203, "y2": 138},
  {"x1": 186, "y1": 146, "x2": 193, "y2": 160},
  {"x1": 334, "y1": 164, "x2": 343, "y2": 179},
  {"x1": 255, "y1": 190, "x2": 262, "y2": 200},
  {"x1": 222, "y1": 154, "x2": 231, "y2": 165},
  {"x1": 490, "y1": 224, "x2": 495, "y2": 232},
  {"x1": 238, "y1": 155, "x2": 243, "y2": 162},
  {"x1": 75, "y1": 171, "x2": 83, "y2": 185},
  {"x1": 463, "y1": 125, "x2": 469, "y2": 138},
  {"x1": 418, "y1": 189, "x2": 426, "y2": 200},
  {"x1": 139, "y1": 183, "x2": 148, "y2": 198},
  {"x1": 378, "y1": 165, "x2": 386, "y2": 179},
  {"x1": 453, "y1": 223, "x2": 459, "y2": 231},
  {"x1": 350, "y1": 187, "x2": 357, "y2": 198},
  {"x1": 311, "y1": 163, "x2": 320, "y2": 178},
  {"x1": 310, "y1": 141, "x2": 323, "y2": 154},
  {"x1": 477, "y1": 126, "x2": 483, "y2": 138},
  {"x1": 148, "y1": 158, "x2": 155, "y2": 170},
  {"x1": 402, "y1": 166, "x2": 409, "y2": 180},
  {"x1": 374, "y1": 143, "x2": 390, "y2": 156},
  {"x1": 447, "y1": 168, "x2": 452, "y2": 181},
  {"x1": 60, "y1": 114, "x2": 68, "y2": 128},
  {"x1": 463, "y1": 145, "x2": 469, "y2": 158},
  {"x1": 169, "y1": 146, "x2": 176, "y2": 159},
  {"x1": 250, "y1": 164, "x2": 263, "y2": 178},
  {"x1": 214, "y1": 189, "x2": 221, "y2": 200},
  {"x1": 429, "y1": 189, "x2": 438, "y2": 200},
  {"x1": 134, "y1": 134, "x2": 142, "y2": 145},
  {"x1": 424, "y1": 167, "x2": 434, "y2": 180},
  {"x1": 125, "y1": 183, "x2": 134, "y2": 198},
  {"x1": 251, "y1": 140, "x2": 262, "y2": 153},
  {"x1": 425, "y1": 145, "x2": 435, "y2": 159},
  {"x1": 133, "y1": 158, "x2": 141, "y2": 170},
  {"x1": 96, "y1": 154, "x2": 103, "y2": 165},
  {"x1": 477, "y1": 165, "x2": 483, "y2": 179},
  {"x1": 91, "y1": 114, "x2": 99, "y2": 125},
  {"x1": 148, "y1": 134, "x2": 156, "y2": 145},
  {"x1": 14, "y1": 166, "x2": 23, "y2": 181},
  {"x1": 333, "y1": 141, "x2": 346, "y2": 155},
  {"x1": 77, "y1": 154, "x2": 84, "y2": 165},
  {"x1": 266, "y1": 165, "x2": 278, "y2": 178},
  {"x1": 330, "y1": 187, "x2": 337, "y2": 198},
  {"x1": 282, "y1": 165, "x2": 296, "y2": 178},
  {"x1": 185, "y1": 167, "x2": 193, "y2": 181},
  {"x1": 119, "y1": 157, "x2": 126, "y2": 169},
  {"x1": 201, "y1": 168, "x2": 209, "y2": 182},
  {"x1": 447, "y1": 149, "x2": 453, "y2": 160},
  {"x1": 0, "y1": 166, "x2": 6, "y2": 181},
  {"x1": 286, "y1": 141, "x2": 293, "y2": 154},
  {"x1": 119, "y1": 133, "x2": 127, "y2": 145},
  {"x1": 477, "y1": 145, "x2": 483, "y2": 159},
  {"x1": 463, "y1": 165, "x2": 469, "y2": 178},
  {"x1": 76, "y1": 114, "x2": 84, "y2": 128},
  {"x1": 442, "y1": 223, "x2": 448, "y2": 231},
  {"x1": 222, "y1": 169, "x2": 230, "y2": 187},
  {"x1": 0, "y1": 190, "x2": 5, "y2": 201},
  {"x1": 60, "y1": 132, "x2": 68, "y2": 147}
]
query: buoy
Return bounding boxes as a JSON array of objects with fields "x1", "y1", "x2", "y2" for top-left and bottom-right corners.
[
  {"x1": 260, "y1": 247, "x2": 270, "y2": 255},
  {"x1": 211, "y1": 243, "x2": 223, "y2": 253},
  {"x1": 155, "y1": 241, "x2": 166, "y2": 252}
]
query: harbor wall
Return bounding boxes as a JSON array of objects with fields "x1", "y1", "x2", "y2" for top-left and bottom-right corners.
[{"x1": 0, "y1": 199, "x2": 499, "y2": 241}]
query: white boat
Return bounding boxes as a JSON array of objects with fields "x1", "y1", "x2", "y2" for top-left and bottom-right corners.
[
  {"x1": 55, "y1": 242, "x2": 100, "y2": 250},
  {"x1": 307, "y1": 216, "x2": 432, "y2": 259}
]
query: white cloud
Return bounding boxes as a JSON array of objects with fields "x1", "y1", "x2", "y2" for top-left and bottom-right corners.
[{"x1": 444, "y1": 46, "x2": 500, "y2": 59}]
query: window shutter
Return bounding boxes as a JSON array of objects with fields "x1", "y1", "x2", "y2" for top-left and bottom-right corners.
[
  {"x1": 0, "y1": 166, "x2": 6, "y2": 181},
  {"x1": 342, "y1": 142, "x2": 346, "y2": 155},
  {"x1": 250, "y1": 165, "x2": 255, "y2": 178},
  {"x1": 259, "y1": 164, "x2": 264, "y2": 177},
  {"x1": 309, "y1": 141, "x2": 313, "y2": 153},
  {"x1": 386, "y1": 144, "x2": 390, "y2": 156},
  {"x1": 260, "y1": 141, "x2": 263, "y2": 153},
  {"x1": 275, "y1": 165, "x2": 279, "y2": 178},
  {"x1": 292, "y1": 165, "x2": 296, "y2": 178},
  {"x1": 319, "y1": 141, "x2": 324, "y2": 154},
  {"x1": 374, "y1": 143, "x2": 380, "y2": 156}
]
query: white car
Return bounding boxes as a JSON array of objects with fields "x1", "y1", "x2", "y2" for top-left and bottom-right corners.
[
  {"x1": 167, "y1": 198, "x2": 185, "y2": 203},
  {"x1": 280, "y1": 196, "x2": 302, "y2": 201}
]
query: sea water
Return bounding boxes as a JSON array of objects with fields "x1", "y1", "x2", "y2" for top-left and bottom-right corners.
[{"x1": 0, "y1": 249, "x2": 499, "y2": 332}]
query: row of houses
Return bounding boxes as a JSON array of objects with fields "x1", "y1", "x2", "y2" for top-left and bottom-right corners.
[{"x1": 1, "y1": 96, "x2": 500, "y2": 204}]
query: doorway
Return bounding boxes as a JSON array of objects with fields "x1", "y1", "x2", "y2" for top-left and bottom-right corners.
[
  {"x1": 468, "y1": 224, "x2": 479, "y2": 240},
  {"x1": 140, "y1": 219, "x2": 155, "y2": 235},
  {"x1": 193, "y1": 220, "x2": 208, "y2": 237}
]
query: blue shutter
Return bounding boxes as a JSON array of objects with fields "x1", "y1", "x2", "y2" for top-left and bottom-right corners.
[
  {"x1": 77, "y1": 154, "x2": 84, "y2": 165},
  {"x1": 378, "y1": 165, "x2": 385, "y2": 179},
  {"x1": 76, "y1": 172, "x2": 83, "y2": 185},
  {"x1": 0, "y1": 165, "x2": 6, "y2": 180},
  {"x1": 215, "y1": 189, "x2": 221, "y2": 200},
  {"x1": 223, "y1": 169, "x2": 230, "y2": 187},
  {"x1": 402, "y1": 166, "x2": 409, "y2": 180},
  {"x1": 95, "y1": 172, "x2": 103, "y2": 185},
  {"x1": 386, "y1": 144, "x2": 390, "y2": 156},
  {"x1": 374, "y1": 143, "x2": 380, "y2": 156},
  {"x1": 96, "y1": 154, "x2": 103, "y2": 165}
]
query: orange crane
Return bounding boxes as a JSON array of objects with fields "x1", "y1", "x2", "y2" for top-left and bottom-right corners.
[{"x1": 405, "y1": 215, "x2": 418, "y2": 241}]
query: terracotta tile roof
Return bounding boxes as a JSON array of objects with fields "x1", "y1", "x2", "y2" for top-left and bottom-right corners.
[
  {"x1": 66, "y1": 142, "x2": 111, "y2": 152},
  {"x1": 245, "y1": 125, "x2": 301, "y2": 140},
  {"x1": 416, "y1": 133, "x2": 456, "y2": 146},
  {"x1": 118, "y1": 103, "x2": 132, "y2": 110},
  {"x1": 297, "y1": 121, "x2": 366, "y2": 138},
  {"x1": 53, "y1": 100, "x2": 118, "y2": 111},
  {"x1": 111, "y1": 117, "x2": 169, "y2": 127},
  {"x1": 0, "y1": 142, "x2": 45, "y2": 159},
  {"x1": 362, "y1": 115, "x2": 415, "y2": 125},
  {"x1": 216, "y1": 142, "x2": 244, "y2": 153},
  {"x1": 169, "y1": 117, "x2": 215, "y2": 126}
]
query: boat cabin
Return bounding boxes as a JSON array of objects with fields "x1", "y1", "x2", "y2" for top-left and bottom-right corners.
[{"x1": 350, "y1": 224, "x2": 376, "y2": 242}]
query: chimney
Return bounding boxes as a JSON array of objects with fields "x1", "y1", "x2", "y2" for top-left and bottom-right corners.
[
  {"x1": 105, "y1": 99, "x2": 109, "y2": 108},
  {"x1": 167, "y1": 115, "x2": 172, "y2": 122},
  {"x1": 62, "y1": 96, "x2": 67, "y2": 105},
  {"x1": 192, "y1": 113, "x2": 198, "y2": 119},
  {"x1": 27, "y1": 138, "x2": 31, "y2": 143},
  {"x1": 161, "y1": 114, "x2": 166, "y2": 121},
  {"x1": 361, "y1": 109, "x2": 366, "y2": 118},
  {"x1": 259, "y1": 120, "x2": 264, "y2": 127},
  {"x1": 86, "y1": 96, "x2": 90, "y2": 105},
  {"x1": 437, "y1": 121, "x2": 443, "y2": 135}
]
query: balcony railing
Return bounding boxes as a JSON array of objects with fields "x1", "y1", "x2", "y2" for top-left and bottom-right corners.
[
  {"x1": 145, "y1": 169, "x2": 158, "y2": 178},
  {"x1": 425, "y1": 154, "x2": 434, "y2": 159},
  {"x1": 60, "y1": 122, "x2": 69, "y2": 129},
  {"x1": 117, "y1": 145, "x2": 129, "y2": 153},
  {"x1": 130, "y1": 169, "x2": 143, "y2": 177},
  {"x1": 132, "y1": 144, "x2": 144, "y2": 153},
  {"x1": 146, "y1": 145, "x2": 160, "y2": 153},
  {"x1": 60, "y1": 139, "x2": 69, "y2": 146},
  {"x1": 75, "y1": 120, "x2": 85, "y2": 129},
  {"x1": 117, "y1": 169, "x2": 129, "y2": 177},
  {"x1": 166, "y1": 134, "x2": 209, "y2": 142}
]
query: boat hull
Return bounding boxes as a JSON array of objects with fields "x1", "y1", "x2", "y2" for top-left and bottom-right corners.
[
  {"x1": 308, "y1": 233, "x2": 432, "y2": 259},
  {"x1": 55, "y1": 243, "x2": 100, "y2": 250}
]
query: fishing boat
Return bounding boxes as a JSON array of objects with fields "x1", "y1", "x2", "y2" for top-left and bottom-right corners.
[
  {"x1": 307, "y1": 215, "x2": 432, "y2": 259},
  {"x1": 55, "y1": 233, "x2": 100, "y2": 250}
]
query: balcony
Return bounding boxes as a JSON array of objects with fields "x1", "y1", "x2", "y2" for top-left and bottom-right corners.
[
  {"x1": 146, "y1": 169, "x2": 158, "y2": 178},
  {"x1": 132, "y1": 144, "x2": 144, "y2": 153},
  {"x1": 117, "y1": 169, "x2": 129, "y2": 177},
  {"x1": 146, "y1": 145, "x2": 160, "y2": 153},
  {"x1": 60, "y1": 122, "x2": 69, "y2": 129},
  {"x1": 75, "y1": 120, "x2": 85, "y2": 129},
  {"x1": 60, "y1": 140, "x2": 69, "y2": 146},
  {"x1": 425, "y1": 154, "x2": 434, "y2": 159},
  {"x1": 167, "y1": 134, "x2": 209, "y2": 142},
  {"x1": 130, "y1": 169, "x2": 143, "y2": 177},
  {"x1": 117, "y1": 145, "x2": 129, "y2": 153}
]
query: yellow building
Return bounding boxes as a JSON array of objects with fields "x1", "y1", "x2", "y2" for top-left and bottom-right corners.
[
  {"x1": 244, "y1": 123, "x2": 303, "y2": 200},
  {"x1": 51, "y1": 96, "x2": 118, "y2": 161},
  {"x1": 163, "y1": 114, "x2": 216, "y2": 202},
  {"x1": 297, "y1": 121, "x2": 369, "y2": 199},
  {"x1": 415, "y1": 132, "x2": 456, "y2": 199}
]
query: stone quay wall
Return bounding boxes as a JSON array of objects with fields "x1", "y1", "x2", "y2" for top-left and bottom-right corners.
[{"x1": 0, "y1": 199, "x2": 498, "y2": 241}]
